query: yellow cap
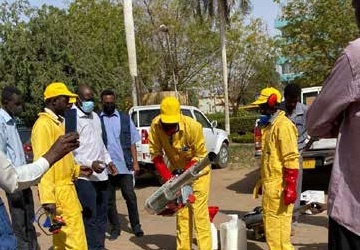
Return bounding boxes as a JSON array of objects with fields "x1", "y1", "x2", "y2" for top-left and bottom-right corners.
[
  {"x1": 44, "y1": 82, "x2": 78, "y2": 101},
  {"x1": 160, "y1": 97, "x2": 180, "y2": 124},
  {"x1": 251, "y1": 87, "x2": 282, "y2": 105}
]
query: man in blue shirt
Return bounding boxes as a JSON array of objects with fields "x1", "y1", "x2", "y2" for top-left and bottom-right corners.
[
  {"x1": 99, "y1": 89, "x2": 144, "y2": 240},
  {"x1": 280, "y1": 83, "x2": 308, "y2": 226},
  {"x1": 0, "y1": 86, "x2": 38, "y2": 249}
]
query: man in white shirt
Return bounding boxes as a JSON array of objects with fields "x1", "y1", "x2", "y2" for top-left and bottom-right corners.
[{"x1": 73, "y1": 84, "x2": 117, "y2": 250}]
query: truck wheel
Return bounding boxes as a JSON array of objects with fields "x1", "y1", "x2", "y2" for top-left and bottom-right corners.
[{"x1": 216, "y1": 143, "x2": 229, "y2": 169}]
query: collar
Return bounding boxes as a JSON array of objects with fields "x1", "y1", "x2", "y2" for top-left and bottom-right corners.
[
  {"x1": 280, "y1": 102, "x2": 304, "y2": 117},
  {"x1": 0, "y1": 109, "x2": 14, "y2": 123},
  {"x1": 269, "y1": 110, "x2": 282, "y2": 125},
  {"x1": 100, "y1": 109, "x2": 119, "y2": 118},
  {"x1": 44, "y1": 108, "x2": 64, "y2": 124}
]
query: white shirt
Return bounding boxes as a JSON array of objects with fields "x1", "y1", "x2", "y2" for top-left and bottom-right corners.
[
  {"x1": 0, "y1": 150, "x2": 49, "y2": 193},
  {"x1": 72, "y1": 106, "x2": 112, "y2": 181}
]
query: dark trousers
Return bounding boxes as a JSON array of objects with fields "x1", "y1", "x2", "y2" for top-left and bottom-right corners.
[
  {"x1": 75, "y1": 179, "x2": 108, "y2": 250},
  {"x1": 0, "y1": 197, "x2": 17, "y2": 250},
  {"x1": 108, "y1": 174, "x2": 140, "y2": 232},
  {"x1": 329, "y1": 217, "x2": 360, "y2": 250},
  {"x1": 6, "y1": 188, "x2": 38, "y2": 250}
]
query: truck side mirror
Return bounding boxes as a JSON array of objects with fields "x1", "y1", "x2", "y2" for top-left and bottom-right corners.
[{"x1": 211, "y1": 120, "x2": 218, "y2": 128}]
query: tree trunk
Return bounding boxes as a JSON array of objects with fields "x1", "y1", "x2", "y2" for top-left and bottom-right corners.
[{"x1": 218, "y1": 0, "x2": 230, "y2": 134}]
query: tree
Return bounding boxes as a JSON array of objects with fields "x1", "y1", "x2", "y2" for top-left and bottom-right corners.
[
  {"x1": 278, "y1": 0, "x2": 358, "y2": 86},
  {"x1": 0, "y1": 0, "x2": 131, "y2": 124},
  {"x1": 226, "y1": 16, "x2": 279, "y2": 116},
  {"x1": 134, "y1": 0, "x2": 220, "y2": 93}
]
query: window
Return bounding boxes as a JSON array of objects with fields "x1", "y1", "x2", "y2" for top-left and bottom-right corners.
[
  {"x1": 303, "y1": 92, "x2": 319, "y2": 106},
  {"x1": 194, "y1": 110, "x2": 211, "y2": 128},
  {"x1": 131, "y1": 112, "x2": 138, "y2": 127},
  {"x1": 181, "y1": 109, "x2": 193, "y2": 118},
  {"x1": 139, "y1": 109, "x2": 160, "y2": 127}
]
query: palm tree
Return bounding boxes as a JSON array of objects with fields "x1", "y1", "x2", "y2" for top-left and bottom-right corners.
[{"x1": 190, "y1": 0, "x2": 252, "y2": 134}]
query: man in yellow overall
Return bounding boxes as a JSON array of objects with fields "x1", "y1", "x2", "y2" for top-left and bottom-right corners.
[
  {"x1": 148, "y1": 97, "x2": 212, "y2": 250},
  {"x1": 252, "y1": 88, "x2": 300, "y2": 250},
  {"x1": 31, "y1": 83, "x2": 89, "y2": 250}
]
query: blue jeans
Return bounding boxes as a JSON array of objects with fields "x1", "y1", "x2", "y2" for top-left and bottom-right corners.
[
  {"x1": 75, "y1": 180, "x2": 108, "y2": 250},
  {"x1": 0, "y1": 197, "x2": 17, "y2": 250}
]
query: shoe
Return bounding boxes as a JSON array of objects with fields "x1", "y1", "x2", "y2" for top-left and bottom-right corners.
[
  {"x1": 109, "y1": 230, "x2": 120, "y2": 241},
  {"x1": 133, "y1": 225, "x2": 144, "y2": 237}
]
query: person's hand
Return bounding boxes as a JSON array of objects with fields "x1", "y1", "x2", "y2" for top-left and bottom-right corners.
[
  {"x1": 43, "y1": 203, "x2": 56, "y2": 215},
  {"x1": 80, "y1": 166, "x2": 93, "y2": 176},
  {"x1": 133, "y1": 161, "x2": 140, "y2": 176},
  {"x1": 92, "y1": 161, "x2": 105, "y2": 174},
  {"x1": 43, "y1": 132, "x2": 80, "y2": 166},
  {"x1": 108, "y1": 162, "x2": 118, "y2": 176}
]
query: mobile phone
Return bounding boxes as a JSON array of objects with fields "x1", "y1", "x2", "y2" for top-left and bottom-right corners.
[{"x1": 65, "y1": 109, "x2": 77, "y2": 134}]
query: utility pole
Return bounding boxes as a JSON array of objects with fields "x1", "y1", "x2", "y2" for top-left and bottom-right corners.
[
  {"x1": 218, "y1": 0, "x2": 230, "y2": 134},
  {"x1": 124, "y1": 0, "x2": 139, "y2": 106}
]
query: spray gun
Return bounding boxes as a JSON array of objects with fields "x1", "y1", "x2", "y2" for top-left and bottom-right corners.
[
  {"x1": 33, "y1": 208, "x2": 66, "y2": 236},
  {"x1": 145, "y1": 152, "x2": 217, "y2": 215}
]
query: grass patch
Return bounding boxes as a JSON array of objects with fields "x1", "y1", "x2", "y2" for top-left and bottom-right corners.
[{"x1": 228, "y1": 143, "x2": 256, "y2": 169}]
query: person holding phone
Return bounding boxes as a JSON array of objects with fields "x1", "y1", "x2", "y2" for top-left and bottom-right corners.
[
  {"x1": 31, "y1": 82, "x2": 91, "y2": 250},
  {"x1": 72, "y1": 84, "x2": 117, "y2": 250},
  {"x1": 0, "y1": 132, "x2": 80, "y2": 250}
]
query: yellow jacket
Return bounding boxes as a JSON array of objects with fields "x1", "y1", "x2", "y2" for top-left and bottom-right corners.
[
  {"x1": 148, "y1": 115, "x2": 209, "y2": 173},
  {"x1": 31, "y1": 110, "x2": 80, "y2": 206},
  {"x1": 261, "y1": 110, "x2": 299, "y2": 181}
]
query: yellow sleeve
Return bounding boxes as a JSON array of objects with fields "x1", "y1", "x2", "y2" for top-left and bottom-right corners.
[
  {"x1": 31, "y1": 120, "x2": 56, "y2": 204},
  {"x1": 277, "y1": 119, "x2": 299, "y2": 170},
  {"x1": 73, "y1": 164, "x2": 80, "y2": 180},
  {"x1": 190, "y1": 121, "x2": 207, "y2": 162},
  {"x1": 148, "y1": 119, "x2": 162, "y2": 159}
]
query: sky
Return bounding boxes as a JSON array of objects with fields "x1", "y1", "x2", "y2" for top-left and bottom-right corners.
[{"x1": 13, "y1": 0, "x2": 281, "y2": 35}]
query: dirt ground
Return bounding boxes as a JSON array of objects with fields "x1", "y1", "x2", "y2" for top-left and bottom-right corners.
[{"x1": 0, "y1": 165, "x2": 329, "y2": 250}]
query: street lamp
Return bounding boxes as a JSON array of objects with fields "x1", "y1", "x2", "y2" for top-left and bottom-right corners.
[{"x1": 159, "y1": 24, "x2": 179, "y2": 98}]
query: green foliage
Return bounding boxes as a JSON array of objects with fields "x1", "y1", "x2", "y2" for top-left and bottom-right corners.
[
  {"x1": 280, "y1": 0, "x2": 359, "y2": 87},
  {"x1": 226, "y1": 15, "x2": 280, "y2": 115},
  {"x1": 230, "y1": 132, "x2": 254, "y2": 143},
  {"x1": 217, "y1": 115, "x2": 259, "y2": 134},
  {"x1": 0, "y1": 0, "x2": 130, "y2": 125}
]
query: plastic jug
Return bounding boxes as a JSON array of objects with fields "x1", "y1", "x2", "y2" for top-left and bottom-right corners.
[
  {"x1": 220, "y1": 214, "x2": 247, "y2": 250},
  {"x1": 209, "y1": 207, "x2": 219, "y2": 249}
]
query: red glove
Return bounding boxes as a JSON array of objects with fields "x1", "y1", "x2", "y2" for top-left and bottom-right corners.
[
  {"x1": 153, "y1": 156, "x2": 173, "y2": 182},
  {"x1": 283, "y1": 168, "x2": 299, "y2": 205},
  {"x1": 184, "y1": 161, "x2": 197, "y2": 171}
]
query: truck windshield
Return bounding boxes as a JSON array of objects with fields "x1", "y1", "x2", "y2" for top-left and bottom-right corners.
[{"x1": 139, "y1": 109, "x2": 160, "y2": 127}]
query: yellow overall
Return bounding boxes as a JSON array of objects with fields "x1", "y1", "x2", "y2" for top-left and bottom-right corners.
[
  {"x1": 31, "y1": 111, "x2": 87, "y2": 250},
  {"x1": 149, "y1": 115, "x2": 212, "y2": 250},
  {"x1": 260, "y1": 111, "x2": 299, "y2": 250}
]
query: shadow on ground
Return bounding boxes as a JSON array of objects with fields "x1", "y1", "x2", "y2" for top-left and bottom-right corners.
[
  {"x1": 135, "y1": 174, "x2": 161, "y2": 189},
  {"x1": 130, "y1": 234, "x2": 176, "y2": 250},
  {"x1": 299, "y1": 214, "x2": 328, "y2": 229},
  {"x1": 227, "y1": 168, "x2": 261, "y2": 194},
  {"x1": 296, "y1": 243, "x2": 328, "y2": 250},
  {"x1": 106, "y1": 213, "x2": 133, "y2": 236}
]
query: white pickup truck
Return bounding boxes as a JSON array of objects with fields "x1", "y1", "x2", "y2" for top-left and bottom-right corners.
[
  {"x1": 129, "y1": 105, "x2": 230, "y2": 177},
  {"x1": 300, "y1": 87, "x2": 336, "y2": 169}
]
